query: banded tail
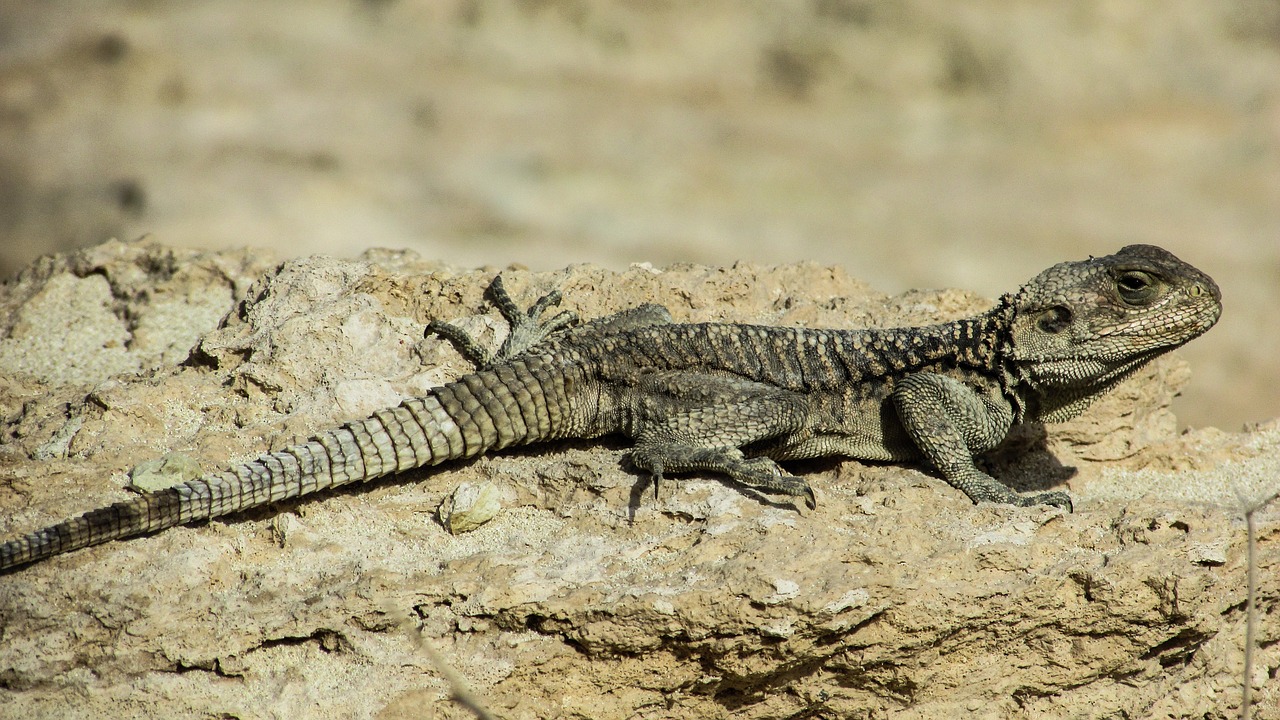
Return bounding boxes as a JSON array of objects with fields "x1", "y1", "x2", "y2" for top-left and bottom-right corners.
[{"x1": 0, "y1": 359, "x2": 581, "y2": 572}]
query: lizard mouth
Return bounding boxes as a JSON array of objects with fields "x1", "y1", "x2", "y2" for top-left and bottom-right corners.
[
  {"x1": 1149, "y1": 292, "x2": 1222, "y2": 341},
  {"x1": 1092, "y1": 286, "x2": 1222, "y2": 351}
]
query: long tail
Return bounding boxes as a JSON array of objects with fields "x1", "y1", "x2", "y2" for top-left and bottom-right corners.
[{"x1": 0, "y1": 360, "x2": 580, "y2": 572}]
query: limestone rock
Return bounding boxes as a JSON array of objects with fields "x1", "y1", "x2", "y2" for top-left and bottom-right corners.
[
  {"x1": 0, "y1": 239, "x2": 1275, "y2": 719},
  {"x1": 439, "y1": 482, "x2": 504, "y2": 535}
]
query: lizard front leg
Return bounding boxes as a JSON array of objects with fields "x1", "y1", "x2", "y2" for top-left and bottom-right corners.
[{"x1": 892, "y1": 373, "x2": 1073, "y2": 510}]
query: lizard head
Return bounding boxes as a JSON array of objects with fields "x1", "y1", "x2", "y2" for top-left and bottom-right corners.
[{"x1": 1005, "y1": 244, "x2": 1221, "y2": 420}]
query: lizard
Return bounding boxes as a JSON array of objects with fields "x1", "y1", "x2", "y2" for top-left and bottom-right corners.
[{"x1": 0, "y1": 244, "x2": 1221, "y2": 572}]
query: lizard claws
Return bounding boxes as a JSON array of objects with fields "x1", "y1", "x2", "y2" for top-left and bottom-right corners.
[
  {"x1": 426, "y1": 275, "x2": 579, "y2": 369},
  {"x1": 1031, "y1": 491, "x2": 1073, "y2": 512}
]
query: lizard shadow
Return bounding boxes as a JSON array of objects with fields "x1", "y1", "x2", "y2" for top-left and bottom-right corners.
[
  {"x1": 614, "y1": 426, "x2": 1078, "y2": 520},
  {"x1": 225, "y1": 452, "x2": 494, "y2": 528},
  {"x1": 621, "y1": 454, "x2": 847, "y2": 522},
  {"x1": 622, "y1": 460, "x2": 814, "y2": 523},
  {"x1": 828, "y1": 424, "x2": 1076, "y2": 498},
  {"x1": 981, "y1": 422, "x2": 1078, "y2": 493},
  {"x1": 227, "y1": 424, "x2": 1073, "y2": 532}
]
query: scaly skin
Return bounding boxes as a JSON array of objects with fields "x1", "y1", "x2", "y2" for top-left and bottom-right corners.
[{"x1": 0, "y1": 245, "x2": 1221, "y2": 571}]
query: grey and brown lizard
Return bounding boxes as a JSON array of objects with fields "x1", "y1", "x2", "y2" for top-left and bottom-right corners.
[{"x1": 0, "y1": 244, "x2": 1221, "y2": 572}]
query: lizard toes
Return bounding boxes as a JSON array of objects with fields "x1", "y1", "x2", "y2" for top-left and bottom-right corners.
[
  {"x1": 801, "y1": 485, "x2": 817, "y2": 511},
  {"x1": 768, "y1": 475, "x2": 816, "y2": 509},
  {"x1": 1024, "y1": 490, "x2": 1073, "y2": 512}
]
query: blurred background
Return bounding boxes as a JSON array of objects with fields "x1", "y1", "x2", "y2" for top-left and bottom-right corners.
[{"x1": 0, "y1": 0, "x2": 1276, "y2": 429}]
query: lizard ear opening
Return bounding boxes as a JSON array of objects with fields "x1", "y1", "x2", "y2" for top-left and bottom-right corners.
[{"x1": 1036, "y1": 305, "x2": 1073, "y2": 334}]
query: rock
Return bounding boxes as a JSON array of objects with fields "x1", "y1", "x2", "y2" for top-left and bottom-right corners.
[
  {"x1": 0, "y1": 239, "x2": 1275, "y2": 719},
  {"x1": 128, "y1": 452, "x2": 204, "y2": 493},
  {"x1": 439, "y1": 482, "x2": 503, "y2": 535}
]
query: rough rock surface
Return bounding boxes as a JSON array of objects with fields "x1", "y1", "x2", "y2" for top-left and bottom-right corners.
[{"x1": 0, "y1": 239, "x2": 1276, "y2": 719}]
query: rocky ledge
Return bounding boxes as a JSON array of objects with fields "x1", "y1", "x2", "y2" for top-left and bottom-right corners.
[{"x1": 0, "y1": 239, "x2": 1275, "y2": 719}]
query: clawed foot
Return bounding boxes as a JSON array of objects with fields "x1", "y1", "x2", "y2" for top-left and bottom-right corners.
[
  {"x1": 427, "y1": 275, "x2": 578, "y2": 368},
  {"x1": 1014, "y1": 490, "x2": 1074, "y2": 512},
  {"x1": 631, "y1": 447, "x2": 817, "y2": 510},
  {"x1": 951, "y1": 469, "x2": 1074, "y2": 512},
  {"x1": 734, "y1": 457, "x2": 817, "y2": 509}
]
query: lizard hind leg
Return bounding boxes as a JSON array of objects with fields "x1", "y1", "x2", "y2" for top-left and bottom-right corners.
[
  {"x1": 630, "y1": 443, "x2": 817, "y2": 509},
  {"x1": 427, "y1": 275, "x2": 674, "y2": 368},
  {"x1": 625, "y1": 371, "x2": 818, "y2": 509},
  {"x1": 427, "y1": 275, "x2": 580, "y2": 368}
]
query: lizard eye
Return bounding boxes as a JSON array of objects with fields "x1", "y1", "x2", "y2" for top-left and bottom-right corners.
[
  {"x1": 1116, "y1": 270, "x2": 1158, "y2": 305},
  {"x1": 1037, "y1": 305, "x2": 1073, "y2": 333}
]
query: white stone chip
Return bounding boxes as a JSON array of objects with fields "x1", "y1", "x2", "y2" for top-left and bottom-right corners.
[{"x1": 438, "y1": 481, "x2": 503, "y2": 534}]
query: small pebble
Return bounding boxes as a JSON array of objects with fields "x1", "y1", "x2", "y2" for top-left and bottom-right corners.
[
  {"x1": 128, "y1": 452, "x2": 203, "y2": 492},
  {"x1": 438, "y1": 481, "x2": 502, "y2": 534}
]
